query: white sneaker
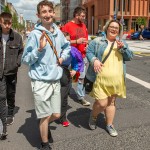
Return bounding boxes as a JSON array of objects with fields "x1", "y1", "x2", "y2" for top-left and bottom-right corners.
[
  {"x1": 80, "y1": 99, "x2": 90, "y2": 106},
  {"x1": 106, "y1": 125, "x2": 118, "y2": 137}
]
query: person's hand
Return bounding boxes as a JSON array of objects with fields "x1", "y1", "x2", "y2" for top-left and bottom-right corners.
[
  {"x1": 70, "y1": 70, "x2": 76, "y2": 77},
  {"x1": 116, "y1": 40, "x2": 124, "y2": 49},
  {"x1": 77, "y1": 38, "x2": 88, "y2": 44},
  {"x1": 94, "y1": 59, "x2": 104, "y2": 73},
  {"x1": 38, "y1": 31, "x2": 47, "y2": 52},
  {"x1": 59, "y1": 58, "x2": 63, "y2": 65}
]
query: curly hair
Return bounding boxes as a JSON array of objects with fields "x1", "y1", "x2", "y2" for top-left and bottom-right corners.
[{"x1": 37, "y1": 0, "x2": 54, "y2": 14}]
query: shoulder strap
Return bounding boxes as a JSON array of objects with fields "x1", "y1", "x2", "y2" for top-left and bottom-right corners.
[
  {"x1": 43, "y1": 32, "x2": 60, "y2": 65},
  {"x1": 93, "y1": 37, "x2": 114, "y2": 64}
]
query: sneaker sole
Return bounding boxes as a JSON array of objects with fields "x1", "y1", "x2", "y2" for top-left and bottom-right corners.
[
  {"x1": 89, "y1": 123, "x2": 96, "y2": 130},
  {"x1": 82, "y1": 103, "x2": 90, "y2": 106},
  {"x1": 7, "y1": 121, "x2": 14, "y2": 126}
]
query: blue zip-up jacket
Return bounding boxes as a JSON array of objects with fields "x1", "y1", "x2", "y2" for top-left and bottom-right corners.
[
  {"x1": 86, "y1": 35, "x2": 134, "y2": 82},
  {"x1": 22, "y1": 23, "x2": 70, "y2": 81}
]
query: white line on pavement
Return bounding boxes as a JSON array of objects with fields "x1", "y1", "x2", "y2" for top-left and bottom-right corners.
[
  {"x1": 126, "y1": 74, "x2": 150, "y2": 89},
  {"x1": 134, "y1": 54, "x2": 143, "y2": 57}
]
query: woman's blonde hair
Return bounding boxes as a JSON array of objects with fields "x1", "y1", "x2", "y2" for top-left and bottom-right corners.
[{"x1": 103, "y1": 19, "x2": 122, "y2": 36}]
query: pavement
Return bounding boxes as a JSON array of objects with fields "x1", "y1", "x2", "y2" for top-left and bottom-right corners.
[
  {"x1": 126, "y1": 40, "x2": 150, "y2": 53},
  {"x1": 0, "y1": 40, "x2": 150, "y2": 150}
]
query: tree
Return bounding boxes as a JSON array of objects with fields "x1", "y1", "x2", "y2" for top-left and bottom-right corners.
[
  {"x1": 12, "y1": 13, "x2": 18, "y2": 30},
  {"x1": 136, "y1": 17, "x2": 146, "y2": 26},
  {"x1": 3, "y1": 5, "x2": 11, "y2": 13}
]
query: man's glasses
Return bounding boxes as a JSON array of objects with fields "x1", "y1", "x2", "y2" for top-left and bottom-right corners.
[{"x1": 109, "y1": 26, "x2": 119, "y2": 31}]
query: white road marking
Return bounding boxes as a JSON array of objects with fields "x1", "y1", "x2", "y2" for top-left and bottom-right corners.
[
  {"x1": 127, "y1": 74, "x2": 150, "y2": 89},
  {"x1": 134, "y1": 54, "x2": 143, "y2": 57}
]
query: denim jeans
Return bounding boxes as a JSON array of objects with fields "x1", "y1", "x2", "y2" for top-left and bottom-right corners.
[{"x1": 77, "y1": 57, "x2": 88, "y2": 100}]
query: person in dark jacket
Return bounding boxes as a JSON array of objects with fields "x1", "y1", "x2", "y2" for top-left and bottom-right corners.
[{"x1": 0, "y1": 12, "x2": 23, "y2": 139}]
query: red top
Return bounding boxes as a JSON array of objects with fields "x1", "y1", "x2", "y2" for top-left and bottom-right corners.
[{"x1": 62, "y1": 21, "x2": 88, "y2": 58}]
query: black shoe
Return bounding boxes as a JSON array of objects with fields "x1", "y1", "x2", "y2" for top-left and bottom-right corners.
[
  {"x1": 0, "y1": 132, "x2": 8, "y2": 140},
  {"x1": 0, "y1": 126, "x2": 8, "y2": 140},
  {"x1": 40, "y1": 143, "x2": 52, "y2": 150},
  {"x1": 6, "y1": 116, "x2": 14, "y2": 126},
  {"x1": 48, "y1": 129, "x2": 53, "y2": 143}
]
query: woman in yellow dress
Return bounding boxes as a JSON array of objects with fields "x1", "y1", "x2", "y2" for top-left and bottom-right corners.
[{"x1": 86, "y1": 20, "x2": 133, "y2": 136}]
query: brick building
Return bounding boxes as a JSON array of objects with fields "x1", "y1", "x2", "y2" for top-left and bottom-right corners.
[
  {"x1": 60, "y1": 0, "x2": 82, "y2": 23},
  {"x1": 82, "y1": 0, "x2": 150, "y2": 34}
]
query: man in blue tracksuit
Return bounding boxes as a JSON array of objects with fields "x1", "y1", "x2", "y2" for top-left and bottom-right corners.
[{"x1": 22, "y1": 1, "x2": 70, "y2": 150}]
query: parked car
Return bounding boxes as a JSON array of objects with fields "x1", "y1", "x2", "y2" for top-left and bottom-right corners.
[{"x1": 131, "y1": 28, "x2": 150, "y2": 40}]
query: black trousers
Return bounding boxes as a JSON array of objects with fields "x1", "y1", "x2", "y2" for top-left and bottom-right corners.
[
  {"x1": 59, "y1": 79, "x2": 71, "y2": 123},
  {"x1": 0, "y1": 74, "x2": 17, "y2": 126},
  {"x1": 0, "y1": 76, "x2": 7, "y2": 129}
]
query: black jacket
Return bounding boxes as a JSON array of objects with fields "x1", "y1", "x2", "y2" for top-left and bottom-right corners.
[{"x1": 0, "y1": 28, "x2": 23, "y2": 78}]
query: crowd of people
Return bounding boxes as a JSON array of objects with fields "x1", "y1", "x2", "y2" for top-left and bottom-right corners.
[{"x1": 0, "y1": 0, "x2": 133, "y2": 150}]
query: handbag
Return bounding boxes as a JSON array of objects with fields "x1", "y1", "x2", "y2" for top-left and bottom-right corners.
[
  {"x1": 84, "y1": 41, "x2": 115, "y2": 93},
  {"x1": 43, "y1": 32, "x2": 71, "y2": 86}
]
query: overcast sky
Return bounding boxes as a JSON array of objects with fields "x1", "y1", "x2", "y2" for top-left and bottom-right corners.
[{"x1": 7, "y1": 0, "x2": 60, "y2": 23}]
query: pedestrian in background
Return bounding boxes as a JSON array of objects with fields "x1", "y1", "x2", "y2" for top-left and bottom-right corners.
[
  {"x1": 62, "y1": 6, "x2": 90, "y2": 106},
  {"x1": 22, "y1": 1, "x2": 70, "y2": 150},
  {"x1": 0, "y1": 12, "x2": 23, "y2": 140},
  {"x1": 138, "y1": 24, "x2": 144, "y2": 40},
  {"x1": 59, "y1": 32, "x2": 84, "y2": 127},
  {"x1": 87, "y1": 20, "x2": 133, "y2": 136}
]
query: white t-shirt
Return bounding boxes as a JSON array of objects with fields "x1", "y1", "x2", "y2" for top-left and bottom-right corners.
[{"x1": 2, "y1": 34, "x2": 9, "y2": 68}]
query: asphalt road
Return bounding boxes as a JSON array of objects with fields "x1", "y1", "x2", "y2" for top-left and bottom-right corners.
[{"x1": 0, "y1": 41, "x2": 150, "y2": 150}]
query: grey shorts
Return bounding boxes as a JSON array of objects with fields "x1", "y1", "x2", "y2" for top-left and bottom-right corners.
[{"x1": 31, "y1": 80, "x2": 61, "y2": 118}]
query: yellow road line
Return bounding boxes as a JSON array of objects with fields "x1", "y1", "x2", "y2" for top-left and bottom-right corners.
[{"x1": 133, "y1": 51, "x2": 150, "y2": 56}]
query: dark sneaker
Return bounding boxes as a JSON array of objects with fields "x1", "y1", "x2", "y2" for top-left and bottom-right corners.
[
  {"x1": 6, "y1": 117, "x2": 14, "y2": 126},
  {"x1": 106, "y1": 125, "x2": 118, "y2": 137},
  {"x1": 89, "y1": 112, "x2": 97, "y2": 130},
  {"x1": 0, "y1": 132, "x2": 8, "y2": 140},
  {"x1": 80, "y1": 99, "x2": 90, "y2": 106},
  {"x1": 40, "y1": 143, "x2": 52, "y2": 150},
  {"x1": 0, "y1": 125, "x2": 8, "y2": 140}
]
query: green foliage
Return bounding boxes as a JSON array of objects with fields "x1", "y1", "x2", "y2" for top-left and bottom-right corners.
[
  {"x1": 3, "y1": 4, "x2": 25, "y2": 32},
  {"x1": 3, "y1": 5, "x2": 11, "y2": 13},
  {"x1": 90, "y1": 36, "x2": 97, "y2": 40},
  {"x1": 12, "y1": 14, "x2": 18, "y2": 30},
  {"x1": 136, "y1": 17, "x2": 146, "y2": 26}
]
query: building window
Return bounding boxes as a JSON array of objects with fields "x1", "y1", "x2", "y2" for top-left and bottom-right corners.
[
  {"x1": 149, "y1": 1, "x2": 150, "y2": 12},
  {"x1": 118, "y1": 0, "x2": 120, "y2": 11},
  {"x1": 123, "y1": 0, "x2": 125, "y2": 11},
  {"x1": 127, "y1": 0, "x2": 130, "y2": 12}
]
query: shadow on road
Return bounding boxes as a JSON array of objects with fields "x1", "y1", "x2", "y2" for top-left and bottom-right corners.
[
  {"x1": 67, "y1": 108, "x2": 106, "y2": 130},
  {"x1": 14, "y1": 106, "x2": 20, "y2": 116},
  {"x1": 68, "y1": 87, "x2": 79, "y2": 103},
  {"x1": 17, "y1": 109, "x2": 40, "y2": 149}
]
